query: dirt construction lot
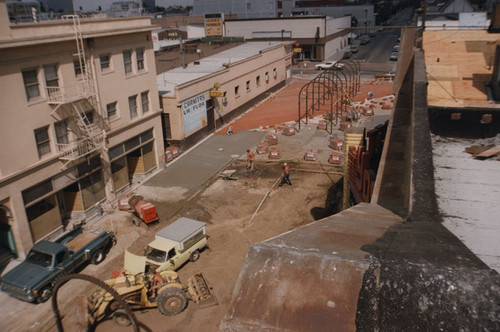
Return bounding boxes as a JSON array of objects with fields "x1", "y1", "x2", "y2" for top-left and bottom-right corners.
[
  {"x1": 94, "y1": 161, "x2": 341, "y2": 332},
  {"x1": 1, "y1": 158, "x2": 341, "y2": 332}
]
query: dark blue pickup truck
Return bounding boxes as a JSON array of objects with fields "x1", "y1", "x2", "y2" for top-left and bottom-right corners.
[{"x1": 0, "y1": 226, "x2": 116, "y2": 303}]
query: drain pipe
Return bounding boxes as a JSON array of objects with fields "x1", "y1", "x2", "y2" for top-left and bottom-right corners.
[{"x1": 485, "y1": 82, "x2": 494, "y2": 104}]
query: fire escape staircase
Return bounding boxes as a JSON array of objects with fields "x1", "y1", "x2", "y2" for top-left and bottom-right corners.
[{"x1": 48, "y1": 15, "x2": 105, "y2": 163}]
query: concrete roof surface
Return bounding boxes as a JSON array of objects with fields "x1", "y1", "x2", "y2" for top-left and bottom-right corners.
[
  {"x1": 432, "y1": 135, "x2": 500, "y2": 273},
  {"x1": 157, "y1": 41, "x2": 287, "y2": 96},
  {"x1": 423, "y1": 30, "x2": 500, "y2": 108}
]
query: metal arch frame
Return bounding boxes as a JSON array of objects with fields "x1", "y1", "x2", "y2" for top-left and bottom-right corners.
[
  {"x1": 336, "y1": 60, "x2": 357, "y2": 98},
  {"x1": 297, "y1": 61, "x2": 358, "y2": 133},
  {"x1": 298, "y1": 76, "x2": 336, "y2": 132},
  {"x1": 324, "y1": 68, "x2": 350, "y2": 121},
  {"x1": 51, "y1": 273, "x2": 143, "y2": 332},
  {"x1": 338, "y1": 59, "x2": 361, "y2": 96}
]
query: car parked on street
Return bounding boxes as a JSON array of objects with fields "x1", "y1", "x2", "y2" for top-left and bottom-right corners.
[
  {"x1": 351, "y1": 46, "x2": 359, "y2": 53},
  {"x1": 360, "y1": 35, "x2": 370, "y2": 45},
  {"x1": 343, "y1": 51, "x2": 352, "y2": 59},
  {"x1": 315, "y1": 61, "x2": 344, "y2": 70},
  {"x1": 0, "y1": 226, "x2": 116, "y2": 303},
  {"x1": 390, "y1": 52, "x2": 398, "y2": 61}
]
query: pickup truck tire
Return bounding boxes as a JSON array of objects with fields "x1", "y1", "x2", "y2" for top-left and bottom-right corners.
[
  {"x1": 91, "y1": 249, "x2": 106, "y2": 265},
  {"x1": 157, "y1": 287, "x2": 188, "y2": 315},
  {"x1": 36, "y1": 286, "x2": 52, "y2": 303},
  {"x1": 189, "y1": 250, "x2": 200, "y2": 262}
]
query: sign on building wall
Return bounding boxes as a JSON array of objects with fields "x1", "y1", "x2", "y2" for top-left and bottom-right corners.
[
  {"x1": 182, "y1": 93, "x2": 207, "y2": 134},
  {"x1": 205, "y1": 13, "x2": 223, "y2": 37}
]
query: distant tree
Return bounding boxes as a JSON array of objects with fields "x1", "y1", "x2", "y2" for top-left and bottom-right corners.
[
  {"x1": 351, "y1": 16, "x2": 358, "y2": 27},
  {"x1": 155, "y1": 6, "x2": 166, "y2": 12}
]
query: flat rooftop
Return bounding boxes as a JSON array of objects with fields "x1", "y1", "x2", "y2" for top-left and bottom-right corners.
[
  {"x1": 432, "y1": 136, "x2": 500, "y2": 273},
  {"x1": 156, "y1": 41, "x2": 287, "y2": 97},
  {"x1": 423, "y1": 30, "x2": 500, "y2": 108}
]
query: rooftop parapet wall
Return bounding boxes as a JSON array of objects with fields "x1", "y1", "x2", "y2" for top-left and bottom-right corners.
[
  {"x1": 221, "y1": 203, "x2": 402, "y2": 331},
  {"x1": 0, "y1": 15, "x2": 155, "y2": 47}
]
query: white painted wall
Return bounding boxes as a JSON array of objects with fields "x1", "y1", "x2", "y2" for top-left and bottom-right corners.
[{"x1": 225, "y1": 17, "x2": 325, "y2": 40}]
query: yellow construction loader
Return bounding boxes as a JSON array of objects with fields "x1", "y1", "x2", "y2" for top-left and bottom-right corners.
[{"x1": 87, "y1": 270, "x2": 217, "y2": 327}]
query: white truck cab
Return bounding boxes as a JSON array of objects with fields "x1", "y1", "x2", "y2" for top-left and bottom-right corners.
[{"x1": 125, "y1": 217, "x2": 207, "y2": 274}]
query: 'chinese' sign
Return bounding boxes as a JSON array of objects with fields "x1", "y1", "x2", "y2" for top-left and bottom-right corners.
[{"x1": 182, "y1": 93, "x2": 207, "y2": 134}]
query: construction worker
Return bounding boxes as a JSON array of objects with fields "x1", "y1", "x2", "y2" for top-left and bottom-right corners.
[
  {"x1": 279, "y1": 162, "x2": 292, "y2": 187},
  {"x1": 246, "y1": 149, "x2": 255, "y2": 172},
  {"x1": 148, "y1": 266, "x2": 164, "y2": 299}
]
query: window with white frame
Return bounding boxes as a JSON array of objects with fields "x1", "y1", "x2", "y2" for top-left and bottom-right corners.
[
  {"x1": 256, "y1": 75, "x2": 261, "y2": 86},
  {"x1": 123, "y1": 50, "x2": 132, "y2": 74},
  {"x1": 141, "y1": 91, "x2": 149, "y2": 113},
  {"x1": 234, "y1": 85, "x2": 240, "y2": 97},
  {"x1": 265, "y1": 71, "x2": 269, "y2": 83},
  {"x1": 54, "y1": 120, "x2": 68, "y2": 147},
  {"x1": 43, "y1": 64, "x2": 59, "y2": 88},
  {"x1": 100, "y1": 54, "x2": 111, "y2": 72},
  {"x1": 34, "y1": 126, "x2": 51, "y2": 157},
  {"x1": 136, "y1": 48, "x2": 145, "y2": 71},
  {"x1": 107, "y1": 102, "x2": 117, "y2": 118},
  {"x1": 129, "y1": 95, "x2": 137, "y2": 118},
  {"x1": 73, "y1": 59, "x2": 86, "y2": 77},
  {"x1": 44, "y1": 64, "x2": 59, "y2": 98},
  {"x1": 22, "y1": 69, "x2": 40, "y2": 100}
]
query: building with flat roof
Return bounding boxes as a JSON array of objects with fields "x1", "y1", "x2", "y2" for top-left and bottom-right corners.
[
  {"x1": 224, "y1": 15, "x2": 351, "y2": 61},
  {"x1": 158, "y1": 41, "x2": 292, "y2": 148},
  {"x1": 0, "y1": 1, "x2": 164, "y2": 259}
]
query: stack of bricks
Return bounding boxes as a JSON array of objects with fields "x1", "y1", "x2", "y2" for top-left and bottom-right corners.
[
  {"x1": 265, "y1": 134, "x2": 278, "y2": 145},
  {"x1": 303, "y1": 148, "x2": 318, "y2": 161},
  {"x1": 166, "y1": 146, "x2": 181, "y2": 158},
  {"x1": 282, "y1": 125, "x2": 296, "y2": 136},
  {"x1": 329, "y1": 151, "x2": 342, "y2": 165},
  {"x1": 362, "y1": 107, "x2": 374, "y2": 116},
  {"x1": 165, "y1": 149, "x2": 174, "y2": 163},
  {"x1": 257, "y1": 142, "x2": 269, "y2": 154},
  {"x1": 268, "y1": 147, "x2": 281, "y2": 159},
  {"x1": 339, "y1": 121, "x2": 352, "y2": 131},
  {"x1": 329, "y1": 138, "x2": 344, "y2": 151},
  {"x1": 317, "y1": 120, "x2": 327, "y2": 130}
]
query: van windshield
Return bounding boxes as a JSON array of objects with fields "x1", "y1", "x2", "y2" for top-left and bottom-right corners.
[{"x1": 145, "y1": 246, "x2": 166, "y2": 263}]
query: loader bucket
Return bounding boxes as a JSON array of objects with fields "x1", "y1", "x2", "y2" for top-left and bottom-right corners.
[{"x1": 187, "y1": 272, "x2": 218, "y2": 309}]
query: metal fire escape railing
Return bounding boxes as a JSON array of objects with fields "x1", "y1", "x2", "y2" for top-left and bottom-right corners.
[{"x1": 48, "y1": 15, "x2": 104, "y2": 162}]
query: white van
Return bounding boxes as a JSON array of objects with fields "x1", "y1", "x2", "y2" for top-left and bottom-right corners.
[{"x1": 125, "y1": 217, "x2": 208, "y2": 274}]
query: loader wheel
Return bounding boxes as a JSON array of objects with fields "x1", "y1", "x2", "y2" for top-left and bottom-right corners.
[
  {"x1": 113, "y1": 309, "x2": 131, "y2": 327},
  {"x1": 157, "y1": 287, "x2": 188, "y2": 316},
  {"x1": 189, "y1": 250, "x2": 200, "y2": 262},
  {"x1": 91, "y1": 249, "x2": 106, "y2": 265}
]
